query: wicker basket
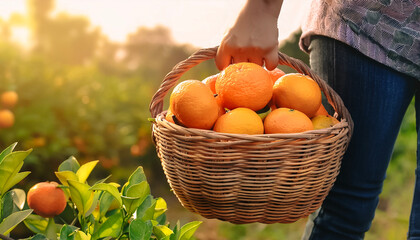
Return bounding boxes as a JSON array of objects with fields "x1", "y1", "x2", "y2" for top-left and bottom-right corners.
[{"x1": 149, "y1": 47, "x2": 353, "y2": 224}]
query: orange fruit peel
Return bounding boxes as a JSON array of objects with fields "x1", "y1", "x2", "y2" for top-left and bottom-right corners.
[
  {"x1": 311, "y1": 115, "x2": 340, "y2": 130},
  {"x1": 272, "y1": 73, "x2": 322, "y2": 118},
  {"x1": 216, "y1": 62, "x2": 272, "y2": 111},
  {"x1": 170, "y1": 80, "x2": 219, "y2": 130},
  {"x1": 27, "y1": 181, "x2": 67, "y2": 218},
  {"x1": 213, "y1": 107, "x2": 264, "y2": 135},
  {"x1": 264, "y1": 108, "x2": 314, "y2": 134}
]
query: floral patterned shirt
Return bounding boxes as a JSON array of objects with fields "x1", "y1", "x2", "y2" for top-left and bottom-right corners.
[{"x1": 300, "y1": 0, "x2": 420, "y2": 79}]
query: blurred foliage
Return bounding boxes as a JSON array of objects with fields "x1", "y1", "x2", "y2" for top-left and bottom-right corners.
[
  {"x1": 217, "y1": 221, "x2": 307, "y2": 240},
  {"x1": 365, "y1": 98, "x2": 416, "y2": 240},
  {"x1": 277, "y1": 30, "x2": 309, "y2": 74},
  {"x1": 0, "y1": 0, "x2": 224, "y2": 202},
  {"x1": 28, "y1": 0, "x2": 101, "y2": 65},
  {"x1": 0, "y1": 0, "x2": 208, "y2": 189}
]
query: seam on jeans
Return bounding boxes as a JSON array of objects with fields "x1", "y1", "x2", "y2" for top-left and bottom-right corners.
[{"x1": 410, "y1": 87, "x2": 420, "y2": 237}]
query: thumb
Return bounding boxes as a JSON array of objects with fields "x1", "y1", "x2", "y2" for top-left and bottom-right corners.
[
  {"x1": 215, "y1": 46, "x2": 232, "y2": 70},
  {"x1": 264, "y1": 50, "x2": 278, "y2": 71}
]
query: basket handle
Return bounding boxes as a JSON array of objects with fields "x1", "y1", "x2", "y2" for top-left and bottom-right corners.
[
  {"x1": 149, "y1": 46, "x2": 353, "y2": 135},
  {"x1": 149, "y1": 47, "x2": 218, "y2": 118}
]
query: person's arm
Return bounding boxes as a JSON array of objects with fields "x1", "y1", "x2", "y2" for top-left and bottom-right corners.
[{"x1": 215, "y1": 0, "x2": 283, "y2": 70}]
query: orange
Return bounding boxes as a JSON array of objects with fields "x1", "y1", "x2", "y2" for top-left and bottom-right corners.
[
  {"x1": 267, "y1": 68, "x2": 285, "y2": 109},
  {"x1": 311, "y1": 115, "x2": 339, "y2": 130},
  {"x1": 130, "y1": 139, "x2": 149, "y2": 156},
  {"x1": 98, "y1": 156, "x2": 119, "y2": 169},
  {"x1": 165, "y1": 108, "x2": 175, "y2": 123},
  {"x1": 213, "y1": 108, "x2": 264, "y2": 135},
  {"x1": 0, "y1": 91, "x2": 18, "y2": 108},
  {"x1": 202, "y1": 73, "x2": 219, "y2": 94},
  {"x1": 264, "y1": 108, "x2": 313, "y2": 134},
  {"x1": 131, "y1": 144, "x2": 143, "y2": 156},
  {"x1": 27, "y1": 181, "x2": 67, "y2": 218},
  {"x1": 31, "y1": 137, "x2": 46, "y2": 148},
  {"x1": 314, "y1": 104, "x2": 329, "y2": 116},
  {"x1": 266, "y1": 68, "x2": 285, "y2": 111},
  {"x1": 272, "y1": 73, "x2": 321, "y2": 118},
  {"x1": 267, "y1": 68, "x2": 286, "y2": 85},
  {"x1": 0, "y1": 109, "x2": 14, "y2": 128},
  {"x1": 215, "y1": 95, "x2": 226, "y2": 117},
  {"x1": 170, "y1": 80, "x2": 219, "y2": 130},
  {"x1": 216, "y1": 62, "x2": 272, "y2": 111}
]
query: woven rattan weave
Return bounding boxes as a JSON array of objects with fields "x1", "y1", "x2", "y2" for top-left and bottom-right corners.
[{"x1": 149, "y1": 47, "x2": 353, "y2": 224}]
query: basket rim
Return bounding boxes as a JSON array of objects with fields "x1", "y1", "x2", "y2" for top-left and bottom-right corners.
[{"x1": 154, "y1": 111, "x2": 350, "y2": 141}]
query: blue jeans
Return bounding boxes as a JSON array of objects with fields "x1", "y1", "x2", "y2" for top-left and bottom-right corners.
[{"x1": 304, "y1": 36, "x2": 420, "y2": 240}]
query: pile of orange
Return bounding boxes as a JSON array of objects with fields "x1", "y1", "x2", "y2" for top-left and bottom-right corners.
[
  {"x1": 166, "y1": 62, "x2": 339, "y2": 134},
  {"x1": 0, "y1": 90, "x2": 18, "y2": 129}
]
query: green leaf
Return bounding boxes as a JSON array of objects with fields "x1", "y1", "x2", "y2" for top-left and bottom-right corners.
[
  {"x1": 154, "y1": 197, "x2": 167, "y2": 220},
  {"x1": 60, "y1": 224, "x2": 78, "y2": 240},
  {"x1": 58, "y1": 156, "x2": 80, "y2": 173},
  {"x1": 76, "y1": 160, "x2": 98, "y2": 184},
  {"x1": 1, "y1": 191, "x2": 14, "y2": 220},
  {"x1": 55, "y1": 171, "x2": 79, "y2": 186},
  {"x1": 30, "y1": 233, "x2": 48, "y2": 240},
  {"x1": 74, "y1": 230, "x2": 91, "y2": 240},
  {"x1": 150, "y1": 220, "x2": 159, "y2": 226},
  {"x1": 84, "y1": 191, "x2": 100, "y2": 217},
  {"x1": 0, "y1": 209, "x2": 33, "y2": 235},
  {"x1": 0, "y1": 189, "x2": 27, "y2": 226},
  {"x1": 2, "y1": 171, "x2": 30, "y2": 196},
  {"x1": 141, "y1": 198, "x2": 157, "y2": 221},
  {"x1": 156, "y1": 213, "x2": 167, "y2": 226},
  {"x1": 126, "y1": 182, "x2": 150, "y2": 199},
  {"x1": 120, "y1": 195, "x2": 139, "y2": 216},
  {"x1": 0, "y1": 143, "x2": 17, "y2": 163},
  {"x1": 136, "y1": 195, "x2": 153, "y2": 220},
  {"x1": 153, "y1": 225, "x2": 173, "y2": 240},
  {"x1": 98, "y1": 192, "x2": 116, "y2": 216},
  {"x1": 92, "y1": 175, "x2": 112, "y2": 185},
  {"x1": 24, "y1": 214, "x2": 48, "y2": 234},
  {"x1": 45, "y1": 217, "x2": 57, "y2": 240},
  {"x1": 99, "y1": 237, "x2": 112, "y2": 240},
  {"x1": 179, "y1": 221, "x2": 202, "y2": 240},
  {"x1": 92, "y1": 209, "x2": 123, "y2": 239},
  {"x1": 90, "y1": 183, "x2": 122, "y2": 207},
  {"x1": 67, "y1": 180, "x2": 93, "y2": 217},
  {"x1": 0, "y1": 161, "x2": 23, "y2": 195},
  {"x1": 122, "y1": 167, "x2": 147, "y2": 196},
  {"x1": 122, "y1": 181, "x2": 150, "y2": 215},
  {"x1": 1, "y1": 190, "x2": 21, "y2": 220},
  {"x1": 129, "y1": 219, "x2": 153, "y2": 240},
  {"x1": 169, "y1": 221, "x2": 180, "y2": 240},
  {"x1": 0, "y1": 149, "x2": 32, "y2": 195},
  {"x1": 11, "y1": 188, "x2": 26, "y2": 210}
]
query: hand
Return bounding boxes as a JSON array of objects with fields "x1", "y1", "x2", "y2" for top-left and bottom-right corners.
[{"x1": 215, "y1": 0, "x2": 283, "y2": 71}]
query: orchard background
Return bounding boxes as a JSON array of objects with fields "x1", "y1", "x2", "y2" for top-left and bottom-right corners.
[{"x1": 0, "y1": 0, "x2": 416, "y2": 239}]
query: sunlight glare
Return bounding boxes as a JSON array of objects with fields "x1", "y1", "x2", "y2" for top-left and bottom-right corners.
[{"x1": 0, "y1": 0, "x2": 309, "y2": 48}]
